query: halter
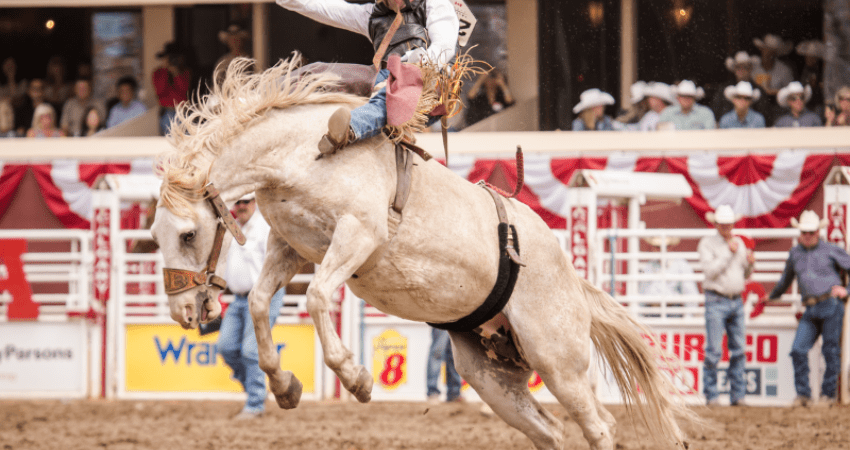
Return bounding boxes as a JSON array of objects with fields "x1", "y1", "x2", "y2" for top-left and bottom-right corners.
[{"x1": 162, "y1": 183, "x2": 247, "y2": 295}]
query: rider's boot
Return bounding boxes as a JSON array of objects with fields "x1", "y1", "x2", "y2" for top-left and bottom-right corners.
[{"x1": 318, "y1": 107, "x2": 355, "y2": 155}]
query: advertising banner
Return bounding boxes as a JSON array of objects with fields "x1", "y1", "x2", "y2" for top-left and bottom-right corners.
[
  {"x1": 0, "y1": 322, "x2": 87, "y2": 396},
  {"x1": 124, "y1": 324, "x2": 316, "y2": 393}
]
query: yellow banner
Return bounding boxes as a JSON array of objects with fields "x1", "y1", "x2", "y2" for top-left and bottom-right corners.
[
  {"x1": 125, "y1": 324, "x2": 315, "y2": 393},
  {"x1": 372, "y1": 328, "x2": 408, "y2": 390}
]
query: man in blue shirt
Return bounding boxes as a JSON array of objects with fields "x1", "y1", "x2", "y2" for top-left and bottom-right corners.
[
  {"x1": 718, "y1": 81, "x2": 766, "y2": 129},
  {"x1": 768, "y1": 210, "x2": 850, "y2": 407},
  {"x1": 106, "y1": 76, "x2": 147, "y2": 129},
  {"x1": 658, "y1": 80, "x2": 716, "y2": 130}
]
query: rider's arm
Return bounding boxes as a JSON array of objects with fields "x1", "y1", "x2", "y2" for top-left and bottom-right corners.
[
  {"x1": 275, "y1": 0, "x2": 372, "y2": 37},
  {"x1": 424, "y1": 0, "x2": 460, "y2": 68}
]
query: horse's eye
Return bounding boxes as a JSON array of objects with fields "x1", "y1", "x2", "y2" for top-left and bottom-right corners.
[{"x1": 181, "y1": 231, "x2": 196, "y2": 244}]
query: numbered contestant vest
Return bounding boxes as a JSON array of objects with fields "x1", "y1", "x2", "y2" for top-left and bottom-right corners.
[{"x1": 369, "y1": 0, "x2": 430, "y2": 64}]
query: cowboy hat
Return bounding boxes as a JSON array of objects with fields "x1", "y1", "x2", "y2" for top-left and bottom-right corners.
[
  {"x1": 573, "y1": 88, "x2": 615, "y2": 114},
  {"x1": 724, "y1": 81, "x2": 761, "y2": 102},
  {"x1": 630, "y1": 81, "x2": 647, "y2": 104},
  {"x1": 796, "y1": 40, "x2": 825, "y2": 59},
  {"x1": 671, "y1": 80, "x2": 705, "y2": 100},
  {"x1": 237, "y1": 192, "x2": 255, "y2": 202},
  {"x1": 643, "y1": 236, "x2": 682, "y2": 248},
  {"x1": 777, "y1": 81, "x2": 813, "y2": 108},
  {"x1": 706, "y1": 205, "x2": 739, "y2": 225},
  {"x1": 725, "y1": 51, "x2": 759, "y2": 72},
  {"x1": 219, "y1": 24, "x2": 250, "y2": 44},
  {"x1": 155, "y1": 42, "x2": 183, "y2": 59},
  {"x1": 791, "y1": 210, "x2": 828, "y2": 232},
  {"x1": 753, "y1": 34, "x2": 792, "y2": 55},
  {"x1": 643, "y1": 82, "x2": 675, "y2": 104}
]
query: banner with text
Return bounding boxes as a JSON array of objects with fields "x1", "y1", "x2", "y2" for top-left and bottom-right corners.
[{"x1": 0, "y1": 322, "x2": 87, "y2": 396}]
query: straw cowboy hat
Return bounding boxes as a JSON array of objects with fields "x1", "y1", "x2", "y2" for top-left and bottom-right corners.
[
  {"x1": 643, "y1": 236, "x2": 682, "y2": 248},
  {"x1": 791, "y1": 210, "x2": 828, "y2": 232},
  {"x1": 724, "y1": 81, "x2": 761, "y2": 102},
  {"x1": 630, "y1": 81, "x2": 648, "y2": 104},
  {"x1": 237, "y1": 192, "x2": 255, "y2": 202},
  {"x1": 777, "y1": 81, "x2": 813, "y2": 108},
  {"x1": 573, "y1": 88, "x2": 615, "y2": 114},
  {"x1": 219, "y1": 24, "x2": 250, "y2": 44},
  {"x1": 753, "y1": 33, "x2": 793, "y2": 55},
  {"x1": 643, "y1": 82, "x2": 675, "y2": 104},
  {"x1": 725, "y1": 51, "x2": 760, "y2": 72},
  {"x1": 796, "y1": 40, "x2": 825, "y2": 59},
  {"x1": 705, "y1": 205, "x2": 740, "y2": 225},
  {"x1": 671, "y1": 80, "x2": 705, "y2": 100}
]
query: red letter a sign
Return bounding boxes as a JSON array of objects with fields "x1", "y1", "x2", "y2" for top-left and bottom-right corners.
[{"x1": 0, "y1": 239, "x2": 38, "y2": 320}]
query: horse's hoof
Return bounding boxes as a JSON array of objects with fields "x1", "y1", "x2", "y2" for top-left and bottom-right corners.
[
  {"x1": 351, "y1": 365, "x2": 373, "y2": 403},
  {"x1": 273, "y1": 371, "x2": 302, "y2": 410}
]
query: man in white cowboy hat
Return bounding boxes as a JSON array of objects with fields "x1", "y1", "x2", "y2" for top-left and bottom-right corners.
[
  {"x1": 697, "y1": 205, "x2": 755, "y2": 406},
  {"x1": 774, "y1": 81, "x2": 822, "y2": 128},
  {"x1": 752, "y1": 33, "x2": 794, "y2": 97},
  {"x1": 767, "y1": 210, "x2": 850, "y2": 408},
  {"x1": 572, "y1": 88, "x2": 615, "y2": 131},
  {"x1": 215, "y1": 24, "x2": 252, "y2": 83},
  {"x1": 718, "y1": 81, "x2": 765, "y2": 129},
  {"x1": 658, "y1": 80, "x2": 716, "y2": 130},
  {"x1": 797, "y1": 40, "x2": 825, "y2": 110},
  {"x1": 711, "y1": 51, "x2": 768, "y2": 121},
  {"x1": 207, "y1": 192, "x2": 286, "y2": 420}
]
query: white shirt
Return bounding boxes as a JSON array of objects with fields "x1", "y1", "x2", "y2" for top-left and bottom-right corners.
[
  {"x1": 275, "y1": 0, "x2": 459, "y2": 67},
  {"x1": 224, "y1": 211, "x2": 271, "y2": 295},
  {"x1": 697, "y1": 234, "x2": 753, "y2": 297}
]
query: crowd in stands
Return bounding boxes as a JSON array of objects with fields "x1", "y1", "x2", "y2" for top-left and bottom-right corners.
[{"x1": 574, "y1": 34, "x2": 848, "y2": 131}]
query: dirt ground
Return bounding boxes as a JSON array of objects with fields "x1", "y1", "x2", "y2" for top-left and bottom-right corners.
[{"x1": 0, "y1": 399, "x2": 846, "y2": 450}]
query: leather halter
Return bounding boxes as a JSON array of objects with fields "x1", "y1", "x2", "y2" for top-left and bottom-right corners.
[{"x1": 162, "y1": 184, "x2": 247, "y2": 295}]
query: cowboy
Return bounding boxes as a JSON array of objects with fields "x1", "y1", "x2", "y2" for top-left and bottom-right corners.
[
  {"x1": 767, "y1": 210, "x2": 850, "y2": 408},
  {"x1": 274, "y1": 0, "x2": 459, "y2": 154},
  {"x1": 718, "y1": 81, "x2": 765, "y2": 129},
  {"x1": 711, "y1": 51, "x2": 768, "y2": 121},
  {"x1": 752, "y1": 33, "x2": 794, "y2": 97},
  {"x1": 658, "y1": 80, "x2": 715, "y2": 130},
  {"x1": 796, "y1": 40, "x2": 825, "y2": 110},
  {"x1": 698, "y1": 205, "x2": 754, "y2": 406},
  {"x1": 638, "y1": 82, "x2": 675, "y2": 131},
  {"x1": 216, "y1": 24, "x2": 252, "y2": 83},
  {"x1": 572, "y1": 88, "x2": 615, "y2": 131},
  {"x1": 773, "y1": 81, "x2": 822, "y2": 127}
]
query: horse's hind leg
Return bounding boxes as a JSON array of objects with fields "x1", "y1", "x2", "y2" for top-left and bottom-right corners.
[{"x1": 448, "y1": 331, "x2": 566, "y2": 450}]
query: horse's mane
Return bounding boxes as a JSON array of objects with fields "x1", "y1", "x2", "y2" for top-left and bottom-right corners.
[{"x1": 156, "y1": 54, "x2": 364, "y2": 217}]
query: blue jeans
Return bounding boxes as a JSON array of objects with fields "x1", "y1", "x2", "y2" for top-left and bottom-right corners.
[
  {"x1": 790, "y1": 297, "x2": 845, "y2": 399},
  {"x1": 703, "y1": 291, "x2": 747, "y2": 403},
  {"x1": 217, "y1": 289, "x2": 285, "y2": 412},
  {"x1": 159, "y1": 109, "x2": 176, "y2": 136},
  {"x1": 426, "y1": 328, "x2": 462, "y2": 400}
]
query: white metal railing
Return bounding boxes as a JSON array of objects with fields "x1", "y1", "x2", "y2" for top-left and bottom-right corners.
[{"x1": 0, "y1": 229, "x2": 91, "y2": 321}]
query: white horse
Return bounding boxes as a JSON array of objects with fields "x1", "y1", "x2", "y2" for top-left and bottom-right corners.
[{"x1": 150, "y1": 58, "x2": 697, "y2": 450}]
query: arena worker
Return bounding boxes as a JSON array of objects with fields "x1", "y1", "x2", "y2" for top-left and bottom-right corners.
[
  {"x1": 698, "y1": 205, "x2": 754, "y2": 407},
  {"x1": 274, "y1": 0, "x2": 459, "y2": 155},
  {"x1": 766, "y1": 210, "x2": 850, "y2": 408}
]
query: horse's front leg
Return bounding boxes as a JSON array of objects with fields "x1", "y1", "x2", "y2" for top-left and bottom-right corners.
[
  {"x1": 308, "y1": 214, "x2": 382, "y2": 403},
  {"x1": 249, "y1": 235, "x2": 307, "y2": 409}
]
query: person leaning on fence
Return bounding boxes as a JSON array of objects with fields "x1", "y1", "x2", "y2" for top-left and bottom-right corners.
[
  {"x1": 766, "y1": 210, "x2": 850, "y2": 408},
  {"x1": 697, "y1": 205, "x2": 754, "y2": 407}
]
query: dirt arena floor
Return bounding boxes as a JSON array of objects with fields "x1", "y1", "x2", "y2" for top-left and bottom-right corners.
[{"x1": 0, "y1": 398, "x2": 846, "y2": 450}]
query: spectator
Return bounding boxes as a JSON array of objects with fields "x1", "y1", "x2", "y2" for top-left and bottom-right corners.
[
  {"x1": 0, "y1": 57, "x2": 26, "y2": 107},
  {"x1": 426, "y1": 327, "x2": 463, "y2": 404},
  {"x1": 14, "y1": 78, "x2": 46, "y2": 137},
  {"x1": 638, "y1": 82, "x2": 675, "y2": 131},
  {"x1": 719, "y1": 81, "x2": 765, "y2": 129},
  {"x1": 571, "y1": 88, "x2": 615, "y2": 131},
  {"x1": 698, "y1": 205, "x2": 754, "y2": 407},
  {"x1": 767, "y1": 210, "x2": 849, "y2": 408},
  {"x1": 26, "y1": 103, "x2": 65, "y2": 138},
  {"x1": 752, "y1": 33, "x2": 794, "y2": 97},
  {"x1": 465, "y1": 69, "x2": 515, "y2": 126},
  {"x1": 711, "y1": 51, "x2": 769, "y2": 123},
  {"x1": 215, "y1": 24, "x2": 252, "y2": 85},
  {"x1": 774, "y1": 82, "x2": 822, "y2": 127},
  {"x1": 658, "y1": 80, "x2": 715, "y2": 130},
  {"x1": 60, "y1": 79, "x2": 105, "y2": 137},
  {"x1": 106, "y1": 76, "x2": 147, "y2": 128},
  {"x1": 639, "y1": 236, "x2": 699, "y2": 298},
  {"x1": 43, "y1": 55, "x2": 73, "y2": 113},
  {"x1": 0, "y1": 100, "x2": 16, "y2": 137},
  {"x1": 796, "y1": 40, "x2": 825, "y2": 114},
  {"x1": 81, "y1": 106, "x2": 106, "y2": 136},
  {"x1": 825, "y1": 86, "x2": 850, "y2": 127},
  {"x1": 212, "y1": 193, "x2": 285, "y2": 420},
  {"x1": 614, "y1": 81, "x2": 648, "y2": 131},
  {"x1": 153, "y1": 42, "x2": 192, "y2": 136}
]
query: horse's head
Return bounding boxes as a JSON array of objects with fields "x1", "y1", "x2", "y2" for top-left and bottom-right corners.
[{"x1": 151, "y1": 184, "x2": 244, "y2": 329}]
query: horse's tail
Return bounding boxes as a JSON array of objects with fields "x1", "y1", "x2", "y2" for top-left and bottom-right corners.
[{"x1": 579, "y1": 277, "x2": 701, "y2": 448}]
